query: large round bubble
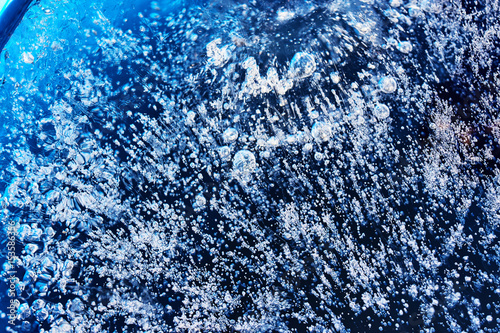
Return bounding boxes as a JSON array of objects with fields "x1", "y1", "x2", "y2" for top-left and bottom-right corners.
[{"x1": 289, "y1": 52, "x2": 317, "y2": 80}]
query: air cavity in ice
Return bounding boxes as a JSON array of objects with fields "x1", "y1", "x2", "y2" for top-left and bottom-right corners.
[
  {"x1": 373, "y1": 103, "x2": 391, "y2": 120},
  {"x1": 379, "y1": 76, "x2": 397, "y2": 93},
  {"x1": 289, "y1": 52, "x2": 316, "y2": 80},
  {"x1": 311, "y1": 121, "x2": 333, "y2": 142},
  {"x1": 232, "y1": 149, "x2": 257, "y2": 185},
  {"x1": 233, "y1": 150, "x2": 256, "y2": 173},
  {"x1": 398, "y1": 41, "x2": 412, "y2": 54},
  {"x1": 223, "y1": 128, "x2": 239, "y2": 144}
]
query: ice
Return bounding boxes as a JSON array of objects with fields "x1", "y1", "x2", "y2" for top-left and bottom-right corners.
[{"x1": 1, "y1": 0, "x2": 500, "y2": 332}]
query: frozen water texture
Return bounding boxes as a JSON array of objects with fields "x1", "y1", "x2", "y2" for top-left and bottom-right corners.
[{"x1": 0, "y1": 0, "x2": 499, "y2": 332}]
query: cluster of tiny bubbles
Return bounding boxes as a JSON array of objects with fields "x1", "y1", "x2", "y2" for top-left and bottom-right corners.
[{"x1": 0, "y1": 0, "x2": 499, "y2": 332}]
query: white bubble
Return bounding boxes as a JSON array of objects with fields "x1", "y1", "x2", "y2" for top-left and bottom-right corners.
[
  {"x1": 277, "y1": 9, "x2": 295, "y2": 22},
  {"x1": 398, "y1": 41, "x2": 413, "y2": 54},
  {"x1": 330, "y1": 72, "x2": 341, "y2": 84},
  {"x1": 390, "y1": 0, "x2": 402, "y2": 7},
  {"x1": 17, "y1": 303, "x2": 31, "y2": 320},
  {"x1": 311, "y1": 121, "x2": 332, "y2": 142},
  {"x1": 186, "y1": 111, "x2": 196, "y2": 126},
  {"x1": 194, "y1": 193, "x2": 206, "y2": 211},
  {"x1": 22, "y1": 52, "x2": 34, "y2": 64},
  {"x1": 267, "y1": 136, "x2": 280, "y2": 147},
  {"x1": 373, "y1": 103, "x2": 391, "y2": 119},
  {"x1": 217, "y1": 146, "x2": 231, "y2": 161},
  {"x1": 379, "y1": 76, "x2": 397, "y2": 93},
  {"x1": 206, "y1": 38, "x2": 231, "y2": 67},
  {"x1": 233, "y1": 150, "x2": 256, "y2": 173},
  {"x1": 309, "y1": 110, "x2": 320, "y2": 119},
  {"x1": 260, "y1": 151, "x2": 271, "y2": 159},
  {"x1": 289, "y1": 52, "x2": 316, "y2": 80},
  {"x1": 303, "y1": 143, "x2": 313, "y2": 153},
  {"x1": 222, "y1": 128, "x2": 239, "y2": 143}
]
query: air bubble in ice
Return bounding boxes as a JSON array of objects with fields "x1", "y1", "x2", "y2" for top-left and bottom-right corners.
[
  {"x1": 277, "y1": 9, "x2": 295, "y2": 22},
  {"x1": 223, "y1": 128, "x2": 239, "y2": 143},
  {"x1": 289, "y1": 52, "x2": 316, "y2": 80},
  {"x1": 68, "y1": 298, "x2": 84, "y2": 313},
  {"x1": 194, "y1": 193, "x2": 207, "y2": 211},
  {"x1": 17, "y1": 303, "x2": 31, "y2": 320},
  {"x1": 398, "y1": 41, "x2": 412, "y2": 54},
  {"x1": 18, "y1": 224, "x2": 31, "y2": 242},
  {"x1": 206, "y1": 38, "x2": 231, "y2": 67},
  {"x1": 218, "y1": 146, "x2": 231, "y2": 161},
  {"x1": 311, "y1": 121, "x2": 332, "y2": 142},
  {"x1": 267, "y1": 136, "x2": 280, "y2": 147},
  {"x1": 233, "y1": 150, "x2": 256, "y2": 173},
  {"x1": 378, "y1": 76, "x2": 397, "y2": 93},
  {"x1": 35, "y1": 308, "x2": 49, "y2": 322},
  {"x1": 22, "y1": 52, "x2": 34, "y2": 64},
  {"x1": 186, "y1": 111, "x2": 196, "y2": 126},
  {"x1": 31, "y1": 299, "x2": 45, "y2": 311},
  {"x1": 25, "y1": 243, "x2": 39, "y2": 255},
  {"x1": 330, "y1": 72, "x2": 341, "y2": 84},
  {"x1": 373, "y1": 103, "x2": 391, "y2": 120}
]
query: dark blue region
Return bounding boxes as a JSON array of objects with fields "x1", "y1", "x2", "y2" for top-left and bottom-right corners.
[{"x1": 0, "y1": 0, "x2": 34, "y2": 52}]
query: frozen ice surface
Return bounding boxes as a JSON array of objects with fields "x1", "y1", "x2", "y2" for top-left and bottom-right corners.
[{"x1": 1, "y1": 0, "x2": 500, "y2": 332}]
